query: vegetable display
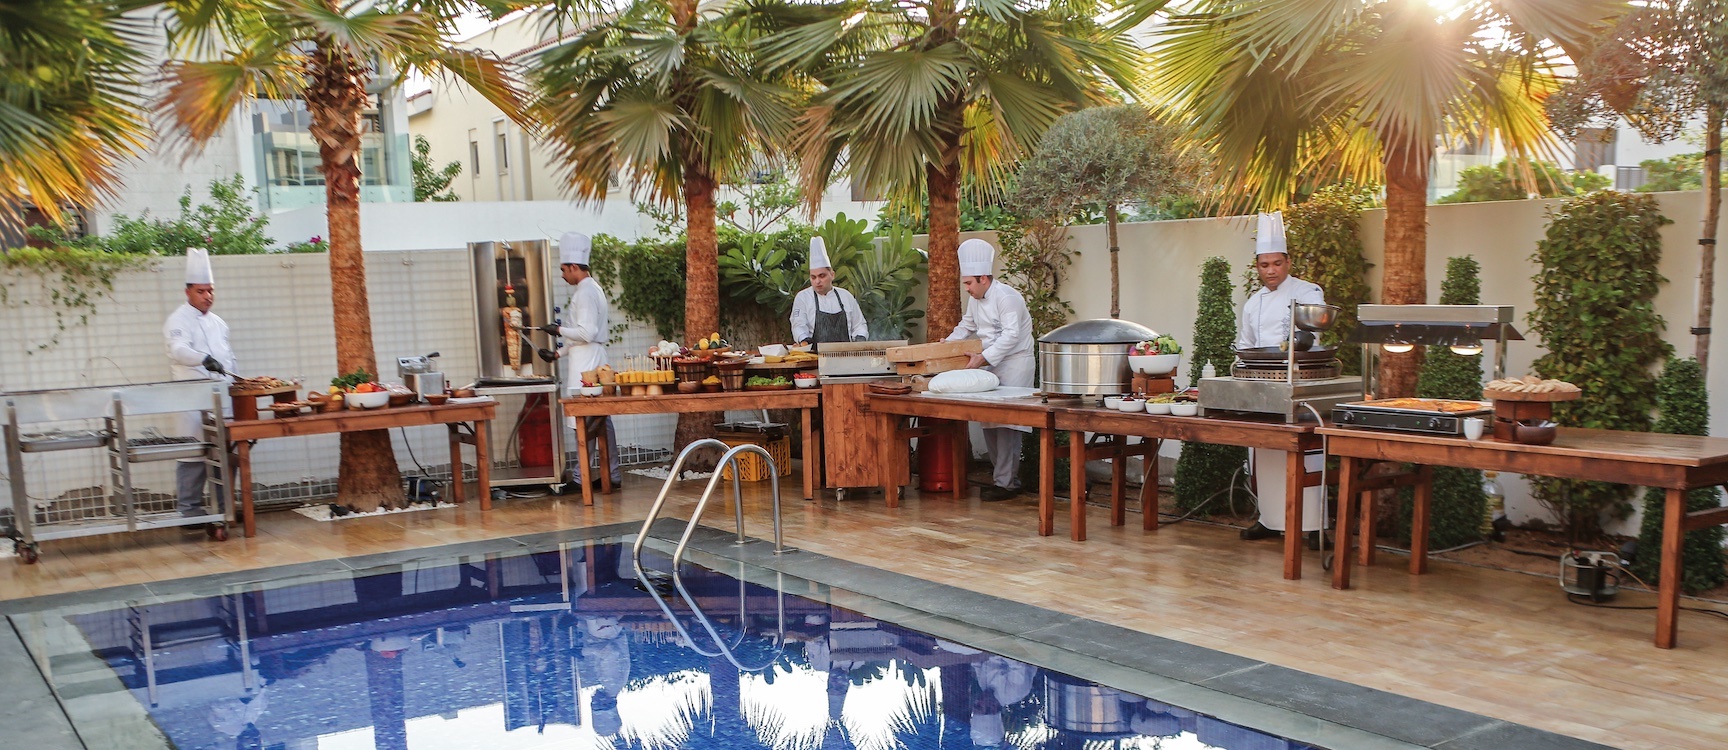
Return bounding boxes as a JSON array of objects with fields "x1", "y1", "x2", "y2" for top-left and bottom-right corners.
[
  {"x1": 1131, "y1": 335, "x2": 1181, "y2": 355},
  {"x1": 746, "y1": 375, "x2": 790, "y2": 387}
]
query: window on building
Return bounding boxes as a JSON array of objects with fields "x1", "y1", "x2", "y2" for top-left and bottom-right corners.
[
  {"x1": 495, "y1": 127, "x2": 510, "y2": 174},
  {"x1": 469, "y1": 139, "x2": 480, "y2": 174},
  {"x1": 1574, "y1": 128, "x2": 1616, "y2": 173}
]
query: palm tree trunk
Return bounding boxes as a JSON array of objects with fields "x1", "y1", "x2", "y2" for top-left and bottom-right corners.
[
  {"x1": 926, "y1": 159, "x2": 961, "y2": 340},
  {"x1": 1106, "y1": 201, "x2": 1120, "y2": 319},
  {"x1": 1378, "y1": 137, "x2": 1429, "y2": 397},
  {"x1": 1694, "y1": 105, "x2": 1722, "y2": 378},
  {"x1": 675, "y1": 168, "x2": 720, "y2": 463},
  {"x1": 309, "y1": 44, "x2": 403, "y2": 512}
]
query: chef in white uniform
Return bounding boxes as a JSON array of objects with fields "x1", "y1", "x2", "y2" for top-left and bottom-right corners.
[
  {"x1": 164, "y1": 248, "x2": 235, "y2": 518},
  {"x1": 539, "y1": 232, "x2": 622, "y2": 491},
  {"x1": 1235, "y1": 212, "x2": 1327, "y2": 543},
  {"x1": 790, "y1": 237, "x2": 868, "y2": 348},
  {"x1": 944, "y1": 238, "x2": 1036, "y2": 501}
]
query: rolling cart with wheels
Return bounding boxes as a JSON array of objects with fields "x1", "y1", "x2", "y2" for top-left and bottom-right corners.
[{"x1": 4, "y1": 381, "x2": 233, "y2": 563}]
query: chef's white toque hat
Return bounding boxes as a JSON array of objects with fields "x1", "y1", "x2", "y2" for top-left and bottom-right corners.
[
  {"x1": 559, "y1": 231, "x2": 592, "y2": 266},
  {"x1": 958, "y1": 238, "x2": 996, "y2": 277},
  {"x1": 809, "y1": 236, "x2": 832, "y2": 270},
  {"x1": 184, "y1": 248, "x2": 214, "y2": 285},
  {"x1": 1254, "y1": 212, "x2": 1287, "y2": 256}
]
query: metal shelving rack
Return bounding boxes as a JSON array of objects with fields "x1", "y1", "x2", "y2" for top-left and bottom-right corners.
[{"x1": 4, "y1": 381, "x2": 233, "y2": 563}]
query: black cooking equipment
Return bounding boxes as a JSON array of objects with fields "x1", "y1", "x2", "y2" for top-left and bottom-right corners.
[{"x1": 1332, "y1": 399, "x2": 1491, "y2": 435}]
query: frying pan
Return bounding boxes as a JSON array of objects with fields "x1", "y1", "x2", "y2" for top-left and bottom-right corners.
[{"x1": 1233, "y1": 346, "x2": 1337, "y2": 364}]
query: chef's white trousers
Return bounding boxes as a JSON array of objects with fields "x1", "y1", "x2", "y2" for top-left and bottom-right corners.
[
  {"x1": 982, "y1": 427, "x2": 1023, "y2": 490},
  {"x1": 1251, "y1": 448, "x2": 1327, "y2": 532}
]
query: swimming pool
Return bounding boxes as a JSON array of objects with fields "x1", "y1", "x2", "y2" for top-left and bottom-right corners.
[{"x1": 2, "y1": 522, "x2": 1606, "y2": 750}]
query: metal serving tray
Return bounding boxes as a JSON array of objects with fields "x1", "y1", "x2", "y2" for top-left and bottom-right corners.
[{"x1": 21, "y1": 430, "x2": 112, "y2": 452}]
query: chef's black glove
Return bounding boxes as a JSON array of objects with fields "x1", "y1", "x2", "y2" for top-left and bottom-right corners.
[
  {"x1": 202, "y1": 356, "x2": 225, "y2": 374},
  {"x1": 537, "y1": 323, "x2": 562, "y2": 336},
  {"x1": 537, "y1": 348, "x2": 558, "y2": 362}
]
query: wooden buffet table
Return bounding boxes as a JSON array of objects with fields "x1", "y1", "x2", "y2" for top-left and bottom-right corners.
[
  {"x1": 868, "y1": 392, "x2": 1070, "y2": 535},
  {"x1": 1055, "y1": 406, "x2": 1326, "y2": 579},
  {"x1": 561, "y1": 389, "x2": 822, "y2": 507},
  {"x1": 1319, "y1": 425, "x2": 1728, "y2": 648},
  {"x1": 226, "y1": 400, "x2": 496, "y2": 539}
]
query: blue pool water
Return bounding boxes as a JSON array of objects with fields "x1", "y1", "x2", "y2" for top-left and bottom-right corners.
[{"x1": 61, "y1": 542, "x2": 1317, "y2": 750}]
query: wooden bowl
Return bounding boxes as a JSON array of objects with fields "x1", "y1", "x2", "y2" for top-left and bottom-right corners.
[
  {"x1": 1511, "y1": 419, "x2": 1558, "y2": 445},
  {"x1": 703, "y1": 382, "x2": 723, "y2": 393},
  {"x1": 452, "y1": 388, "x2": 476, "y2": 398},
  {"x1": 424, "y1": 393, "x2": 449, "y2": 405},
  {"x1": 677, "y1": 381, "x2": 702, "y2": 394}
]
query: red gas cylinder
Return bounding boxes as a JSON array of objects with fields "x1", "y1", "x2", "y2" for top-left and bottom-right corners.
[
  {"x1": 519, "y1": 393, "x2": 553, "y2": 469},
  {"x1": 918, "y1": 432, "x2": 955, "y2": 492}
]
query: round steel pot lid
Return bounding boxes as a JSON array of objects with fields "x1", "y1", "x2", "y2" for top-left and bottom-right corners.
[
  {"x1": 1233, "y1": 346, "x2": 1337, "y2": 363},
  {"x1": 1039, "y1": 318, "x2": 1159, "y2": 345}
]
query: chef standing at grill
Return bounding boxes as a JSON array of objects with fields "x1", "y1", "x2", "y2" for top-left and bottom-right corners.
[
  {"x1": 163, "y1": 248, "x2": 234, "y2": 519},
  {"x1": 944, "y1": 238, "x2": 1035, "y2": 501},
  {"x1": 539, "y1": 231, "x2": 622, "y2": 491},
  {"x1": 790, "y1": 236, "x2": 868, "y2": 348},
  {"x1": 1235, "y1": 212, "x2": 1327, "y2": 544}
]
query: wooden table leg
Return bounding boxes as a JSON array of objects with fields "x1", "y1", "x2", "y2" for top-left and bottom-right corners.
[
  {"x1": 1142, "y1": 438, "x2": 1159, "y2": 531},
  {"x1": 1657, "y1": 487, "x2": 1684, "y2": 648},
  {"x1": 878, "y1": 411, "x2": 899, "y2": 507},
  {"x1": 1359, "y1": 477, "x2": 1378, "y2": 566},
  {"x1": 574, "y1": 417, "x2": 592, "y2": 506},
  {"x1": 1410, "y1": 465, "x2": 1433, "y2": 575},
  {"x1": 951, "y1": 420, "x2": 968, "y2": 499},
  {"x1": 1110, "y1": 436, "x2": 1127, "y2": 527},
  {"x1": 238, "y1": 440, "x2": 256, "y2": 538},
  {"x1": 1332, "y1": 455, "x2": 1358, "y2": 589},
  {"x1": 1038, "y1": 428, "x2": 1055, "y2": 536},
  {"x1": 1069, "y1": 430, "x2": 1087, "y2": 542},
  {"x1": 474, "y1": 419, "x2": 491, "y2": 511},
  {"x1": 447, "y1": 424, "x2": 464, "y2": 505},
  {"x1": 802, "y1": 408, "x2": 815, "y2": 501},
  {"x1": 597, "y1": 419, "x2": 612, "y2": 496},
  {"x1": 1283, "y1": 450, "x2": 1303, "y2": 580}
]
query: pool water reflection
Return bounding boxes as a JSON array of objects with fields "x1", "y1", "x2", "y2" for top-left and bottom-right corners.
[{"x1": 60, "y1": 542, "x2": 1316, "y2": 750}]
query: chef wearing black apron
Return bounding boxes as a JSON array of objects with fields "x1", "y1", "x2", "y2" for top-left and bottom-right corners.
[{"x1": 790, "y1": 236, "x2": 868, "y2": 349}]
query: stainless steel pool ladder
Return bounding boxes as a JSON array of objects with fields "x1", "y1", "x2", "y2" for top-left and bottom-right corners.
[{"x1": 632, "y1": 438, "x2": 789, "y2": 671}]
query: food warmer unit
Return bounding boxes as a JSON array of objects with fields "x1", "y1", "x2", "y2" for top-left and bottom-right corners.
[
  {"x1": 4, "y1": 380, "x2": 232, "y2": 563},
  {"x1": 1199, "y1": 302, "x2": 1363, "y2": 422},
  {"x1": 468, "y1": 240, "x2": 563, "y2": 492},
  {"x1": 817, "y1": 340, "x2": 907, "y2": 490},
  {"x1": 1331, "y1": 304, "x2": 1523, "y2": 435},
  {"x1": 1037, "y1": 318, "x2": 1160, "y2": 399}
]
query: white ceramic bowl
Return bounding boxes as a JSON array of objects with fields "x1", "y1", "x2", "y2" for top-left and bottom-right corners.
[
  {"x1": 1145, "y1": 401, "x2": 1172, "y2": 415},
  {"x1": 577, "y1": 385, "x2": 604, "y2": 397},
  {"x1": 346, "y1": 390, "x2": 390, "y2": 410},
  {"x1": 1170, "y1": 402, "x2": 1200, "y2": 417},
  {"x1": 1129, "y1": 353, "x2": 1181, "y2": 376},
  {"x1": 1103, "y1": 396, "x2": 1124, "y2": 409},
  {"x1": 1118, "y1": 399, "x2": 1145, "y2": 413},
  {"x1": 794, "y1": 377, "x2": 819, "y2": 388}
]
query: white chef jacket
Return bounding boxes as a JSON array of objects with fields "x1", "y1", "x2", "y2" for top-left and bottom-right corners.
[
  {"x1": 558, "y1": 277, "x2": 610, "y2": 396},
  {"x1": 790, "y1": 286, "x2": 868, "y2": 342},
  {"x1": 164, "y1": 303, "x2": 235, "y2": 439},
  {"x1": 1234, "y1": 276, "x2": 1325, "y2": 350},
  {"x1": 945, "y1": 282, "x2": 1036, "y2": 432}
]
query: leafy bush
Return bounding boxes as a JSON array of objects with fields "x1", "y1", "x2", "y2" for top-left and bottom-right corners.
[
  {"x1": 28, "y1": 175, "x2": 277, "y2": 256},
  {"x1": 1526, "y1": 191, "x2": 1673, "y2": 535},
  {"x1": 588, "y1": 234, "x2": 687, "y2": 340},
  {"x1": 717, "y1": 213, "x2": 927, "y2": 340},
  {"x1": 995, "y1": 218, "x2": 1075, "y2": 339},
  {"x1": 1396, "y1": 256, "x2": 1488, "y2": 548},
  {"x1": 1437, "y1": 159, "x2": 1607, "y2": 203},
  {"x1": 1175, "y1": 256, "x2": 1248, "y2": 513},
  {"x1": 1635, "y1": 152, "x2": 1725, "y2": 193},
  {"x1": 1632, "y1": 358, "x2": 1727, "y2": 593},
  {"x1": 410, "y1": 135, "x2": 462, "y2": 202}
]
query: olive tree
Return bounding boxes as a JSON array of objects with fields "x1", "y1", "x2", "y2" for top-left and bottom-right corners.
[{"x1": 1012, "y1": 105, "x2": 1201, "y2": 319}]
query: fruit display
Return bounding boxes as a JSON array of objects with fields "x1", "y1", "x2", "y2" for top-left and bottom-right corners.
[{"x1": 694, "y1": 332, "x2": 730, "y2": 352}]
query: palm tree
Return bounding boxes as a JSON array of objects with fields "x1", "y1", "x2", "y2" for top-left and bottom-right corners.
[
  {"x1": 1148, "y1": 0, "x2": 1624, "y2": 395},
  {"x1": 0, "y1": 0, "x2": 151, "y2": 237},
  {"x1": 758, "y1": 0, "x2": 1151, "y2": 338},
  {"x1": 160, "y1": 0, "x2": 527, "y2": 511},
  {"x1": 527, "y1": 0, "x2": 794, "y2": 349}
]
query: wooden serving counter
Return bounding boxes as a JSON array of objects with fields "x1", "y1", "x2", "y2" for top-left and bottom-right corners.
[
  {"x1": 561, "y1": 389, "x2": 822, "y2": 506},
  {"x1": 226, "y1": 400, "x2": 496, "y2": 539},
  {"x1": 1319, "y1": 425, "x2": 1728, "y2": 648}
]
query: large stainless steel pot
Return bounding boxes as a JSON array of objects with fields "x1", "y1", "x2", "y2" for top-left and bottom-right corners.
[
  {"x1": 1043, "y1": 672, "x2": 1134, "y2": 735},
  {"x1": 1038, "y1": 319, "x2": 1159, "y2": 396}
]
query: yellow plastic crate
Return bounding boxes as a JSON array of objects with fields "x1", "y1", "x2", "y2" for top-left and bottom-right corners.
[{"x1": 717, "y1": 435, "x2": 791, "y2": 481}]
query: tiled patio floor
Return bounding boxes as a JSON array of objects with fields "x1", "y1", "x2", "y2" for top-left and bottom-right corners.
[{"x1": 3, "y1": 468, "x2": 1726, "y2": 750}]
